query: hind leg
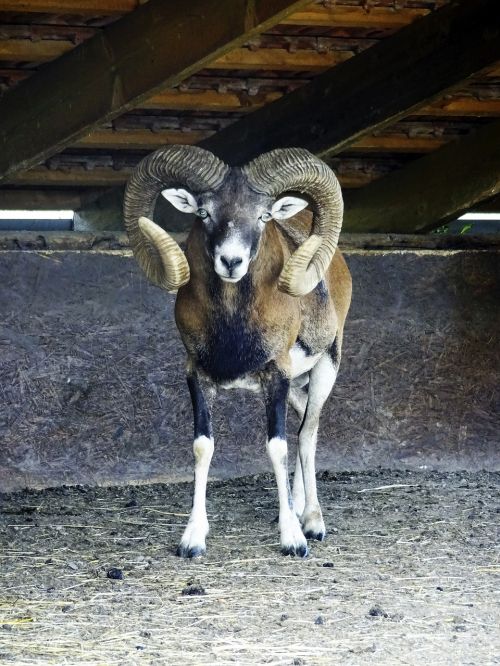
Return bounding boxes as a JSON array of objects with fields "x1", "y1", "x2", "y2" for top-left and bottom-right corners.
[
  {"x1": 288, "y1": 386, "x2": 308, "y2": 517},
  {"x1": 298, "y1": 353, "x2": 338, "y2": 541}
]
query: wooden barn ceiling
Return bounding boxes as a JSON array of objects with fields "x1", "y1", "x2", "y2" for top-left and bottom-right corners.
[{"x1": 0, "y1": 0, "x2": 499, "y2": 232}]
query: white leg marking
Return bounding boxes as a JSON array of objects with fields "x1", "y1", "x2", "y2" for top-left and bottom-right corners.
[
  {"x1": 299, "y1": 355, "x2": 338, "y2": 540},
  {"x1": 267, "y1": 437, "x2": 308, "y2": 557},
  {"x1": 178, "y1": 435, "x2": 214, "y2": 557},
  {"x1": 292, "y1": 449, "x2": 305, "y2": 517},
  {"x1": 288, "y1": 388, "x2": 308, "y2": 517}
]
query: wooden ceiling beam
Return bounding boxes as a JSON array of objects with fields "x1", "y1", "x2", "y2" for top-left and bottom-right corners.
[
  {"x1": 343, "y1": 120, "x2": 500, "y2": 233},
  {"x1": 0, "y1": 0, "x2": 311, "y2": 183},
  {"x1": 200, "y1": 0, "x2": 500, "y2": 164}
]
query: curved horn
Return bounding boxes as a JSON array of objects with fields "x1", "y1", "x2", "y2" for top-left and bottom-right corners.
[
  {"x1": 124, "y1": 145, "x2": 229, "y2": 291},
  {"x1": 243, "y1": 148, "x2": 343, "y2": 297}
]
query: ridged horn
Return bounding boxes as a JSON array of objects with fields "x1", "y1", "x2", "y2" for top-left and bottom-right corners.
[
  {"x1": 124, "y1": 145, "x2": 229, "y2": 291},
  {"x1": 243, "y1": 148, "x2": 343, "y2": 297}
]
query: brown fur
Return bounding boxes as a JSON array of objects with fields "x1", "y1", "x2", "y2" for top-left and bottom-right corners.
[{"x1": 175, "y1": 211, "x2": 352, "y2": 379}]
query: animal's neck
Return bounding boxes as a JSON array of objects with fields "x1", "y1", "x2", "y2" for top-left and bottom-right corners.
[{"x1": 187, "y1": 222, "x2": 286, "y2": 314}]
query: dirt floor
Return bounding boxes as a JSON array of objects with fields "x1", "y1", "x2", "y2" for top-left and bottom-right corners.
[{"x1": 0, "y1": 470, "x2": 499, "y2": 665}]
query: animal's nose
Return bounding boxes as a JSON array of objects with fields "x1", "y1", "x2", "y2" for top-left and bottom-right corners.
[{"x1": 220, "y1": 256, "x2": 243, "y2": 273}]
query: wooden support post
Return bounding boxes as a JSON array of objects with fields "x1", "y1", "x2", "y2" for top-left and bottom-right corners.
[{"x1": 343, "y1": 120, "x2": 500, "y2": 233}]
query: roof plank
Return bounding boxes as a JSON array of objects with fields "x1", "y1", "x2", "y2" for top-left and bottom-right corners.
[
  {"x1": 0, "y1": 40, "x2": 353, "y2": 71},
  {"x1": 200, "y1": 0, "x2": 500, "y2": 163},
  {"x1": 0, "y1": 188, "x2": 91, "y2": 210},
  {"x1": 0, "y1": 0, "x2": 138, "y2": 13},
  {"x1": 348, "y1": 134, "x2": 448, "y2": 153},
  {"x1": 7, "y1": 163, "x2": 376, "y2": 189},
  {"x1": 142, "y1": 88, "x2": 281, "y2": 112},
  {"x1": 0, "y1": 1, "x2": 428, "y2": 26},
  {"x1": 209, "y1": 47, "x2": 353, "y2": 72},
  {"x1": 416, "y1": 97, "x2": 500, "y2": 118},
  {"x1": 73, "y1": 127, "x2": 450, "y2": 154},
  {"x1": 8, "y1": 167, "x2": 132, "y2": 187},
  {"x1": 343, "y1": 120, "x2": 500, "y2": 233},
  {"x1": 0, "y1": 0, "x2": 310, "y2": 183},
  {"x1": 0, "y1": 37, "x2": 73, "y2": 62},
  {"x1": 74, "y1": 128, "x2": 209, "y2": 149},
  {"x1": 282, "y1": 5, "x2": 429, "y2": 29},
  {"x1": 143, "y1": 88, "x2": 500, "y2": 117}
]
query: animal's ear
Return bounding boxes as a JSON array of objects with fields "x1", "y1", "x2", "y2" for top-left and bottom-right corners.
[
  {"x1": 161, "y1": 188, "x2": 198, "y2": 214},
  {"x1": 271, "y1": 196, "x2": 309, "y2": 220}
]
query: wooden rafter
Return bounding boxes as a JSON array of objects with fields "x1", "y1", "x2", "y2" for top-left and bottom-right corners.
[
  {"x1": 0, "y1": 0, "x2": 311, "y2": 183},
  {"x1": 343, "y1": 120, "x2": 500, "y2": 233},
  {"x1": 200, "y1": 0, "x2": 500, "y2": 164}
]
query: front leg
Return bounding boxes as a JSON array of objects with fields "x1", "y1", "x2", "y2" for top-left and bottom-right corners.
[
  {"x1": 262, "y1": 363, "x2": 308, "y2": 558},
  {"x1": 177, "y1": 367, "x2": 215, "y2": 558}
]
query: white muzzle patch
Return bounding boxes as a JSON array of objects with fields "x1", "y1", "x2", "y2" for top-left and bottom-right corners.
[{"x1": 214, "y1": 235, "x2": 251, "y2": 283}]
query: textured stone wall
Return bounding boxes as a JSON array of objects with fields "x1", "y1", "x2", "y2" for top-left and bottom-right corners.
[{"x1": 0, "y1": 243, "x2": 498, "y2": 491}]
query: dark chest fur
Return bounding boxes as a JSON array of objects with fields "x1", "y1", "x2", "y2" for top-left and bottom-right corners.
[
  {"x1": 197, "y1": 308, "x2": 268, "y2": 382},
  {"x1": 194, "y1": 278, "x2": 269, "y2": 382}
]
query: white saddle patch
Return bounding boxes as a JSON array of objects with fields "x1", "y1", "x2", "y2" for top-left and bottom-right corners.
[
  {"x1": 289, "y1": 344, "x2": 321, "y2": 379},
  {"x1": 220, "y1": 376, "x2": 261, "y2": 392}
]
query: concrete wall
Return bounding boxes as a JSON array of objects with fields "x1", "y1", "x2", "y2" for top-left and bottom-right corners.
[{"x1": 0, "y1": 235, "x2": 498, "y2": 491}]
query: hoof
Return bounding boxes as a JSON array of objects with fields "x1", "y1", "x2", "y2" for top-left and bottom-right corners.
[
  {"x1": 176, "y1": 544, "x2": 206, "y2": 559},
  {"x1": 304, "y1": 529, "x2": 326, "y2": 541},
  {"x1": 281, "y1": 543, "x2": 309, "y2": 558},
  {"x1": 301, "y1": 508, "x2": 326, "y2": 542}
]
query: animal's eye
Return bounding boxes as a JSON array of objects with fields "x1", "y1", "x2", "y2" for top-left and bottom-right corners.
[
  {"x1": 197, "y1": 208, "x2": 209, "y2": 219},
  {"x1": 260, "y1": 212, "x2": 272, "y2": 222}
]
